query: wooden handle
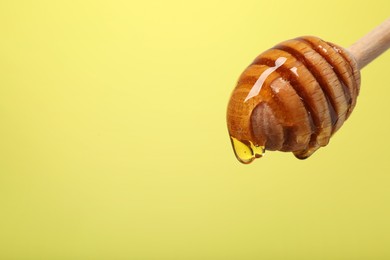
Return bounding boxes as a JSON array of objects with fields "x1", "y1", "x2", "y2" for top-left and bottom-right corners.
[{"x1": 348, "y1": 18, "x2": 390, "y2": 69}]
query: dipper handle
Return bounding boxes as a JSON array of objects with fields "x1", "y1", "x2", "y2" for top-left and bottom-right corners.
[{"x1": 348, "y1": 18, "x2": 390, "y2": 69}]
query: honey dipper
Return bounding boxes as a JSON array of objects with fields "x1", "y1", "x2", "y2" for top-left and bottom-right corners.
[{"x1": 227, "y1": 18, "x2": 390, "y2": 163}]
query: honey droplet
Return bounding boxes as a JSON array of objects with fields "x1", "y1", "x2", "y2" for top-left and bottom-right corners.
[{"x1": 230, "y1": 137, "x2": 265, "y2": 164}]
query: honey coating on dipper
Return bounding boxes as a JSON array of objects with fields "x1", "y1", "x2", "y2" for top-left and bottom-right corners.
[{"x1": 227, "y1": 36, "x2": 360, "y2": 163}]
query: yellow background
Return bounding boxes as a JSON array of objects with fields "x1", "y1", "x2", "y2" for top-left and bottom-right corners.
[{"x1": 0, "y1": 0, "x2": 389, "y2": 259}]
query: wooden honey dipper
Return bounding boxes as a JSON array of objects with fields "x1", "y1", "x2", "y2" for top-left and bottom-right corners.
[{"x1": 227, "y1": 18, "x2": 390, "y2": 163}]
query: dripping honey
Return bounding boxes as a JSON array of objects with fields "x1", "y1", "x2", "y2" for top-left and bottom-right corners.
[{"x1": 230, "y1": 137, "x2": 265, "y2": 164}]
